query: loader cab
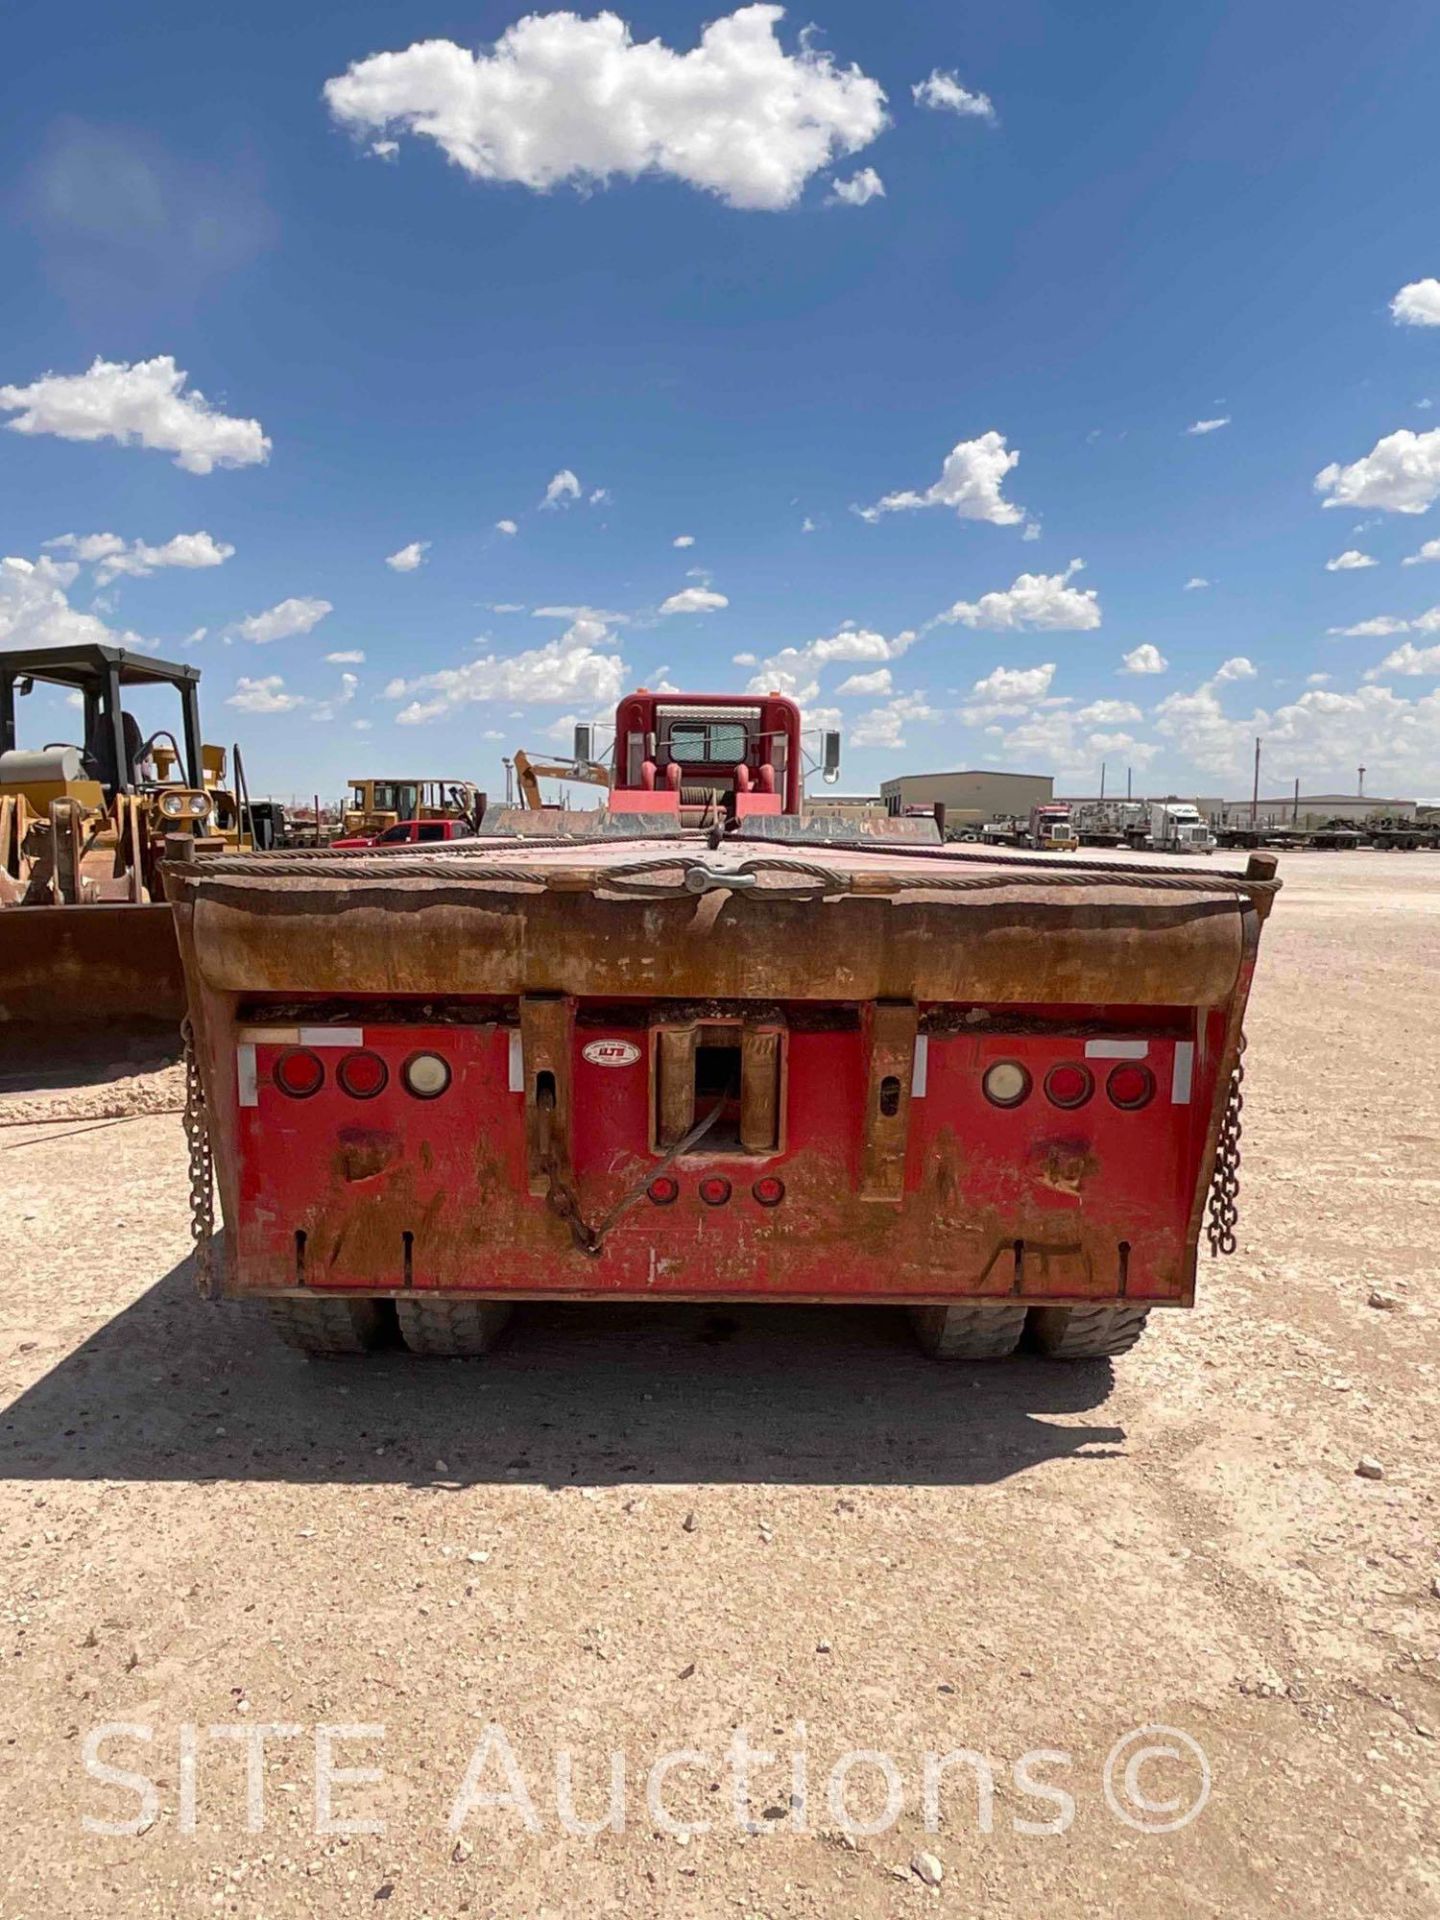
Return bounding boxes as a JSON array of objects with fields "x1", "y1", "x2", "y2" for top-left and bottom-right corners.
[
  {"x1": 0, "y1": 642, "x2": 229, "y2": 910},
  {"x1": 0, "y1": 643, "x2": 205, "y2": 807}
]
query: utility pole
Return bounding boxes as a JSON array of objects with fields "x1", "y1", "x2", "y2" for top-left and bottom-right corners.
[
  {"x1": 1358, "y1": 764, "x2": 1366, "y2": 799},
  {"x1": 1126, "y1": 766, "x2": 1132, "y2": 800},
  {"x1": 503, "y1": 756, "x2": 514, "y2": 805},
  {"x1": 1251, "y1": 737, "x2": 1261, "y2": 827},
  {"x1": 1293, "y1": 776, "x2": 1299, "y2": 824}
]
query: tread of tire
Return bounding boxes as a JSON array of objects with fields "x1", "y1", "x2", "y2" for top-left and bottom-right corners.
[
  {"x1": 396, "y1": 1298, "x2": 512, "y2": 1357},
  {"x1": 1027, "y1": 1303, "x2": 1150, "y2": 1359},
  {"x1": 911, "y1": 1303, "x2": 1028, "y2": 1359},
  {"x1": 268, "y1": 1297, "x2": 387, "y2": 1356}
]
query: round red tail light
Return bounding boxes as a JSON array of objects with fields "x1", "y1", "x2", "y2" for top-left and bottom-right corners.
[
  {"x1": 1044, "y1": 1062, "x2": 1093, "y2": 1109},
  {"x1": 982, "y1": 1061, "x2": 1031, "y2": 1108},
  {"x1": 698, "y1": 1175, "x2": 732, "y2": 1207},
  {"x1": 273, "y1": 1047, "x2": 324, "y2": 1099},
  {"x1": 1107, "y1": 1062, "x2": 1156, "y2": 1110},
  {"x1": 337, "y1": 1049, "x2": 388, "y2": 1100},
  {"x1": 752, "y1": 1176, "x2": 785, "y2": 1207},
  {"x1": 647, "y1": 1175, "x2": 680, "y2": 1206}
]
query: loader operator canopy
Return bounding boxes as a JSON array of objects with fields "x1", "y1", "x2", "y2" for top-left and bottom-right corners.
[{"x1": 0, "y1": 643, "x2": 203, "y2": 799}]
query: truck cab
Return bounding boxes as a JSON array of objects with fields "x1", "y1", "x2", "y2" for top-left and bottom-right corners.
[
  {"x1": 603, "y1": 690, "x2": 830, "y2": 825},
  {"x1": 1028, "y1": 804, "x2": 1079, "y2": 852},
  {"x1": 1150, "y1": 802, "x2": 1216, "y2": 854}
]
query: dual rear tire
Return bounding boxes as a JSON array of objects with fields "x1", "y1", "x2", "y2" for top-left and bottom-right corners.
[
  {"x1": 910, "y1": 1301, "x2": 1150, "y2": 1361},
  {"x1": 265, "y1": 1296, "x2": 1145, "y2": 1363},
  {"x1": 265, "y1": 1297, "x2": 512, "y2": 1359}
]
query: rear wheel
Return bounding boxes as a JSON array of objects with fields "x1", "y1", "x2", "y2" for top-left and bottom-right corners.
[
  {"x1": 267, "y1": 1297, "x2": 390, "y2": 1357},
  {"x1": 911, "y1": 1303, "x2": 1027, "y2": 1360},
  {"x1": 396, "y1": 1298, "x2": 513, "y2": 1357},
  {"x1": 1026, "y1": 1304, "x2": 1150, "y2": 1359}
]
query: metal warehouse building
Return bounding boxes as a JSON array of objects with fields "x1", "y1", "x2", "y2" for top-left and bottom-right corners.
[{"x1": 879, "y1": 768, "x2": 1053, "y2": 825}]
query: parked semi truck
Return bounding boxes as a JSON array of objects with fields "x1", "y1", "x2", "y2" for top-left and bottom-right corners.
[
  {"x1": 1149, "y1": 801, "x2": 1216, "y2": 854},
  {"x1": 165, "y1": 687, "x2": 1279, "y2": 1364},
  {"x1": 1028, "y1": 803, "x2": 1079, "y2": 851}
]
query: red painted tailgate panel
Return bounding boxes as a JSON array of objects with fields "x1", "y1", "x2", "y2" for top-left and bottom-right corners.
[{"x1": 235, "y1": 1016, "x2": 1211, "y2": 1304}]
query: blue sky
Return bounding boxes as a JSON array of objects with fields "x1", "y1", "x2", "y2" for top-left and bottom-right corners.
[{"x1": 4, "y1": 0, "x2": 1440, "y2": 801}]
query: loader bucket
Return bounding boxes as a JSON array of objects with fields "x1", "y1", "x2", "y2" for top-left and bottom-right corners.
[{"x1": 0, "y1": 902, "x2": 184, "y2": 1027}]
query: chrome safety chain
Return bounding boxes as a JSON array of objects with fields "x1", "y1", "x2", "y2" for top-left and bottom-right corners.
[
  {"x1": 180, "y1": 1017, "x2": 217, "y2": 1296},
  {"x1": 1206, "y1": 1034, "x2": 1246, "y2": 1258}
]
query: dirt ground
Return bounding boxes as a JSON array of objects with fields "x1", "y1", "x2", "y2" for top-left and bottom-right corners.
[{"x1": 1, "y1": 851, "x2": 1436, "y2": 1917}]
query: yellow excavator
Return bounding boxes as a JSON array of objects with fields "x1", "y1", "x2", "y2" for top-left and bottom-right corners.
[
  {"x1": 0, "y1": 642, "x2": 251, "y2": 1027},
  {"x1": 512, "y1": 746, "x2": 612, "y2": 810}
]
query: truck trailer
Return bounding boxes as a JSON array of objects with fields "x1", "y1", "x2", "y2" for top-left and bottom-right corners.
[{"x1": 165, "y1": 689, "x2": 1279, "y2": 1364}]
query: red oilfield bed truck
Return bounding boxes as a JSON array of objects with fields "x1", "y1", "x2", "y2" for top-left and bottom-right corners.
[{"x1": 165, "y1": 690, "x2": 1279, "y2": 1363}]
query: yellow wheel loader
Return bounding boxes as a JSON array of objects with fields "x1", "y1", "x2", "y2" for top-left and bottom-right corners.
[{"x1": 0, "y1": 643, "x2": 249, "y2": 1029}]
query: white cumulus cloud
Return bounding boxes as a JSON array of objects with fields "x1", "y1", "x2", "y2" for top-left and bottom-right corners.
[
  {"x1": 659, "y1": 586, "x2": 729, "y2": 615},
  {"x1": 495, "y1": 518, "x2": 518, "y2": 536},
  {"x1": 745, "y1": 625, "x2": 915, "y2": 704},
  {"x1": 542, "y1": 469, "x2": 582, "y2": 509},
  {"x1": 1326, "y1": 615, "x2": 1414, "y2": 638},
  {"x1": 1186, "y1": 417, "x2": 1230, "y2": 435},
  {"x1": 967, "y1": 663, "x2": 1056, "y2": 707},
  {"x1": 1325, "y1": 549, "x2": 1377, "y2": 571},
  {"x1": 1121, "y1": 643, "x2": 1167, "y2": 675},
  {"x1": 673, "y1": 534, "x2": 695, "y2": 548},
  {"x1": 937, "y1": 560, "x2": 1100, "y2": 632},
  {"x1": 1315, "y1": 427, "x2": 1440, "y2": 515},
  {"x1": 849, "y1": 691, "x2": 935, "y2": 749},
  {"x1": 386, "y1": 620, "x2": 627, "y2": 724},
  {"x1": 959, "y1": 662, "x2": 1059, "y2": 725},
  {"x1": 1402, "y1": 537, "x2": 1440, "y2": 567},
  {"x1": 0, "y1": 553, "x2": 144, "y2": 654},
  {"x1": 912, "y1": 70, "x2": 995, "y2": 120},
  {"x1": 829, "y1": 167, "x2": 884, "y2": 206},
  {"x1": 1365, "y1": 640, "x2": 1440, "y2": 678},
  {"x1": 1183, "y1": 576, "x2": 1210, "y2": 591},
  {"x1": 326, "y1": 650, "x2": 365, "y2": 663},
  {"x1": 232, "y1": 596, "x2": 333, "y2": 645},
  {"x1": 857, "y1": 430, "x2": 1022, "y2": 526},
  {"x1": 1391, "y1": 279, "x2": 1440, "y2": 328},
  {"x1": 1076, "y1": 699, "x2": 1143, "y2": 726},
  {"x1": 45, "y1": 529, "x2": 234, "y2": 585},
  {"x1": 0, "y1": 355, "x2": 269, "y2": 473},
  {"x1": 1214, "y1": 655, "x2": 1257, "y2": 682},
  {"x1": 323, "y1": 5, "x2": 888, "y2": 212},
  {"x1": 226, "y1": 675, "x2": 305, "y2": 714},
  {"x1": 311, "y1": 672, "x2": 359, "y2": 723},
  {"x1": 835, "y1": 667, "x2": 892, "y2": 696},
  {"x1": 1154, "y1": 668, "x2": 1440, "y2": 789},
  {"x1": 386, "y1": 540, "x2": 430, "y2": 572}
]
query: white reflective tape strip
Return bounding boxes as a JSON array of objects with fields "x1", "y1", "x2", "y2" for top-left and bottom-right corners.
[
  {"x1": 236, "y1": 1043, "x2": 258, "y2": 1108},
  {"x1": 298, "y1": 1027, "x2": 364, "y2": 1048},
  {"x1": 911, "y1": 1033, "x2": 929, "y2": 1098},
  {"x1": 237, "y1": 1025, "x2": 300, "y2": 1045},
  {"x1": 1171, "y1": 1041, "x2": 1195, "y2": 1105},
  {"x1": 508, "y1": 1029, "x2": 524, "y2": 1093},
  {"x1": 1085, "y1": 1039, "x2": 1150, "y2": 1060}
]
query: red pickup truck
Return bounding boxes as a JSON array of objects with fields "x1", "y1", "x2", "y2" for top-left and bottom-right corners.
[{"x1": 331, "y1": 818, "x2": 477, "y2": 851}]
